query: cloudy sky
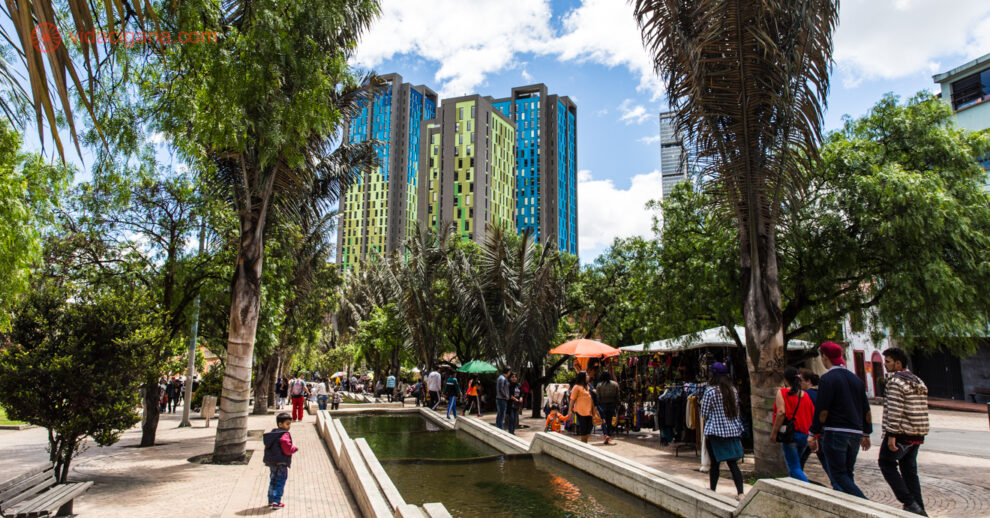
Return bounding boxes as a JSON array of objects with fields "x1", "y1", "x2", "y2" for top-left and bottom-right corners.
[{"x1": 350, "y1": 0, "x2": 990, "y2": 263}]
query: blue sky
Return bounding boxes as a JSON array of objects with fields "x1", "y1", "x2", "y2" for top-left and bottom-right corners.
[
  {"x1": 351, "y1": 0, "x2": 990, "y2": 263},
  {"x1": 20, "y1": 0, "x2": 990, "y2": 264}
]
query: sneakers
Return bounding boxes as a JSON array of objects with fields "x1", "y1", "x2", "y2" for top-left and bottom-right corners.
[
  {"x1": 270, "y1": 502, "x2": 285, "y2": 510},
  {"x1": 903, "y1": 502, "x2": 927, "y2": 516}
]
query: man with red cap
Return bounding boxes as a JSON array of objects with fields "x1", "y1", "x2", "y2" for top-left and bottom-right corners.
[{"x1": 808, "y1": 341, "x2": 873, "y2": 499}]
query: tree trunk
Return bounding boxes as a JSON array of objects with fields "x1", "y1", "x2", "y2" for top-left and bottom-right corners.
[
  {"x1": 213, "y1": 209, "x2": 266, "y2": 463},
  {"x1": 738, "y1": 218, "x2": 787, "y2": 476},
  {"x1": 140, "y1": 378, "x2": 160, "y2": 447},
  {"x1": 530, "y1": 369, "x2": 543, "y2": 419},
  {"x1": 252, "y1": 354, "x2": 279, "y2": 415}
]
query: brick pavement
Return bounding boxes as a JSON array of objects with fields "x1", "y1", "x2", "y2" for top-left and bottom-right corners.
[
  {"x1": 221, "y1": 415, "x2": 358, "y2": 517},
  {"x1": 464, "y1": 405, "x2": 990, "y2": 517},
  {"x1": 0, "y1": 406, "x2": 358, "y2": 518}
]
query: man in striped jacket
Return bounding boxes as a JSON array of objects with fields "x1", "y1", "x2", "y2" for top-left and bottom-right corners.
[{"x1": 880, "y1": 347, "x2": 930, "y2": 516}]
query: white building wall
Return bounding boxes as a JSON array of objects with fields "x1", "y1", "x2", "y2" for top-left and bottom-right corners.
[{"x1": 841, "y1": 315, "x2": 893, "y2": 398}]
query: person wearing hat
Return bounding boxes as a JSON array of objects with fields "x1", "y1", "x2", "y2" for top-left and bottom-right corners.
[
  {"x1": 700, "y1": 362, "x2": 746, "y2": 501},
  {"x1": 807, "y1": 341, "x2": 873, "y2": 499}
]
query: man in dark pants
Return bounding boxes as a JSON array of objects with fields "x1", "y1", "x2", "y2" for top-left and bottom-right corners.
[
  {"x1": 596, "y1": 372, "x2": 620, "y2": 444},
  {"x1": 808, "y1": 341, "x2": 872, "y2": 499},
  {"x1": 495, "y1": 367, "x2": 511, "y2": 430},
  {"x1": 878, "y1": 348, "x2": 929, "y2": 516}
]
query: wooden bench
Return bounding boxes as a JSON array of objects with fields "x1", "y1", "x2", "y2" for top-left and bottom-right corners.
[
  {"x1": 0, "y1": 463, "x2": 92, "y2": 517},
  {"x1": 970, "y1": 386, "x2": 990, "y2": 403}
]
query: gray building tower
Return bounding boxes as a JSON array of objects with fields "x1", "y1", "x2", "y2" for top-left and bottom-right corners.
[{"x1": 659, "y1": 110, "x2": 690, "y2": 199}]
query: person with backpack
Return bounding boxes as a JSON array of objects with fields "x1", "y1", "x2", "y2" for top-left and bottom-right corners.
[
  {"x1": 444, "y1": 370, "x2": 462, "y2": 420},
  {"x1": 879, "y1": 348, "x2": 930, "y2": 516},
  {"x1": 596, "y1": 372, "x2": 620, "y2": 445},
  {"x1": 288, "y1": 377, "x2": 309, "y2": 421},
  {"x1": 771, "y1": 367, "x2": 815, "y2": 482},
  {"x1": 263, "y1": 413, "x2": 298, "y2": 510}
]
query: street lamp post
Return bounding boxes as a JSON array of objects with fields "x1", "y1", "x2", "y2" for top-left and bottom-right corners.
[{"x1": 179, "y1": 217, "x2": 206, "y2": 428}]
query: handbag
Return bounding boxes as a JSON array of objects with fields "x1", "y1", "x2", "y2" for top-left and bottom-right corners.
[{"x1": 776, "y1": 390, "x2": 802, "y2": 443}]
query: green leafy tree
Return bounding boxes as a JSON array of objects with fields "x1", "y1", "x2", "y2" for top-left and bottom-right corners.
[
  {"x1": 52, "y1": 170, "x2": 228, "y2": 446},
  {"x1": 634, "y1": 0, "x2": 840, "y2": 472},
  {"x1": 0, "y1": 122, "x2": 72, "y2": 329},
  {"x1": 456, "y1": 228, "x2": 573, "y2": 417},
  {"x1": 655, "y1": 93, "x2": 990, "y2": 351},
  {"x1": 138, "y1": 0, "x2": 381, "y2": 461},
  {"x1": 353, "y1": 304, "x2": 407, "y2": 382},
  {"x1": 572, "y1": 236, "x2": 663, "y2": 346},
  {"x1": 0, "y1": 283, "x2": 161, "y2": 482},
  {"x1": 647, "y1": 92, "x2": 990, "y2": 471}
]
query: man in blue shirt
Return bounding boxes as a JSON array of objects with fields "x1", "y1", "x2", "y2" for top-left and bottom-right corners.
[{"x1": 808, "y1": 341, "x2": 873, "y2": 498}]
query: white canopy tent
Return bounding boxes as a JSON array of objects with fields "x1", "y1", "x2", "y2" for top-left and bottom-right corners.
[{"x1": 619, "y1": 326, "x2": 814, "y2": 353}]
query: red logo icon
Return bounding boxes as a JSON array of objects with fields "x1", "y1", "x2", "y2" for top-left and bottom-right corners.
[{"x1": 32, "y1": 23, "x2": 61, "y2": 54}]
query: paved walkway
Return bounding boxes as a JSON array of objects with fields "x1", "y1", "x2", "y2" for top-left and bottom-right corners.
[
  {"x1": 448, "y1": 403, "x2": 990, "y2": 518},
  {"x1": 0, "y1": 406, "x2": 358, "y2": 518}
]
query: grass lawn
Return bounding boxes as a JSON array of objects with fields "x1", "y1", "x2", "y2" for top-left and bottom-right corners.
[{"x1": 0, "y1": 406, "x2": 26, "y2": 426}]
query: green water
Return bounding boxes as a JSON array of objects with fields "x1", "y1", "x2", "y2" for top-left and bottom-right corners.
[
  {"x1": 338, "y1": 414, "x2": 674, "y2": 518},
  {"x1": 335, "y1": 414, "x2": 441, "y2": 435}
]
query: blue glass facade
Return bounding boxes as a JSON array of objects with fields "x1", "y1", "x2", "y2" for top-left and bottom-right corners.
[
  {"x1": 495, "y1": 88, "x2": 577, "y2": 254},
  {"x1": 513, "y1": 96, "x2": 541, "y2": 238},
  {"x1": 372, "y1": 88, "x2": 392, "y2": 180},
  {"x1": 338, "y1": 75, "x2": 438, "y2": 269},
  {"x1": 565, "y1": 107, "x2": 577, "y2": 255}
]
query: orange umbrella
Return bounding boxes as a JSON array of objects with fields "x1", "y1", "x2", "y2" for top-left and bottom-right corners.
[{"x1": 549, "y1": 339, "x2": 620, "y2": 358}]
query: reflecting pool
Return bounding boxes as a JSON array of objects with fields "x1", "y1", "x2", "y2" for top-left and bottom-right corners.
[{"x1": 337, "y1": 413, "x2": 675, "y2": 518}]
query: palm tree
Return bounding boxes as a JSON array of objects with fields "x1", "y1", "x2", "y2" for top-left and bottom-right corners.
[
  {"x1": 252, "y1": 207, "x2": 340, "y2": 415},
  {"x1": 633, "y1": 0, "x2": 839, "y2": 472},
  {"x1": 455, "y1": 227, "x2": 570, "y2": 417},
  {"x1": 0, "y1": 1, "x2": 155, "y2": 157},
  {"x1": 138, "y1": 0, "x2": 383, "y2": 462}
]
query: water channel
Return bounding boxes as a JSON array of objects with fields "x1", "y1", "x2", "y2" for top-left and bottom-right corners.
[{"x1": 336, "y1": 413, "x2": 675, "y2": 518}]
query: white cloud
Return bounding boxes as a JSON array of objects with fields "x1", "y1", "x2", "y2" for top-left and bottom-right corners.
[
  {"x1": 352, "y1": 0, "x2": 661, "y2": 99},
  {"x1": 521, "y1": 69, "x2": 533, "y2": 82},
  {"x1": 596, "y1": 108, "x2": 608, "y2": 116},
  {"x1": 834, "y1": 0, "x2": 990, "y2": 85},
  {"x1": 353, "y1": 0, "x2": 554, "y2": 97},
  {"x1": 544, "y1": 0, "x2": 661, "y2": 99},
  {"x1": 637, "y1": 135, "x2": 661, "y2": 145},
  {"x1": 578, "y1": 169, "x2": 660, "y2": 253},
  {"x1": 147, "y1": 132, "x2": 168, "y2": 144},
  {"x1": 618, "y1": 99, "x2": 650, "y2": 125}
]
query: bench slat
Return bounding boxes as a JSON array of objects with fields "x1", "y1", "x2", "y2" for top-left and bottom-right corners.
[
  {"x1": 33, "y1": 482, "x2": 93, "y2": 517},
  {"x1": 0, "y1": 470, "x2": 55, "y2": 506},
  {"x1": 0, "y1": 464, "x2": 50, "y2": 494},
  {"x1": 9, "y1": 483, "x2": 81, "y2": 518},
  {"x1": 1, "y1": 475, "x2": 56, "y2": 509},
  {"x1": 9, "y1": 485, "x2": 72, "y2": 517}
]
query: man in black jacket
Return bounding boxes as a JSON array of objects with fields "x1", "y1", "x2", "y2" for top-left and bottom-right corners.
[{"x1": 808, "y1": 341, "x2": 872, "y2": 498}]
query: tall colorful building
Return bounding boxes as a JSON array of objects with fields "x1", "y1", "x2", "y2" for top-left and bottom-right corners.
[
  {"x1": 417, "y1": 95, "x2": 517, "y2": 244},
  {"x1": 336, "y1": 73, "x2": 437, "y2": 269},
  {"x1": 492, "y1": 84, "x2": 578, "y2": 255}
]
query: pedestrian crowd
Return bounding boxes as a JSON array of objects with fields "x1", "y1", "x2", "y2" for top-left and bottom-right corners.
[{"x1": 256, "y1": 345, "x2": 930, "y2": 515}]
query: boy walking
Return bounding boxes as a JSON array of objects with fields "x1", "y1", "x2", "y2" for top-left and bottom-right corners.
[
  {"x1": 263, "y1": 413, "x2": 298, "y2": 510},
  {"x1": 879, "y1": 347, "x2": 929, "y2": 516}
]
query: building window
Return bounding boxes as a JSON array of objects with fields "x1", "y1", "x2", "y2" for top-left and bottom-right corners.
[
  {"x1": 459, "y1": 107, "x2": 464, "y2": 120},
  {"x1": 951, "y1": 68, "x2": 990, "y2": 110}
]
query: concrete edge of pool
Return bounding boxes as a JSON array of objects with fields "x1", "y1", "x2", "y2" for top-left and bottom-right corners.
[{"x1": 317, "y1": 399, "x2": 915, "y2": 518}]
